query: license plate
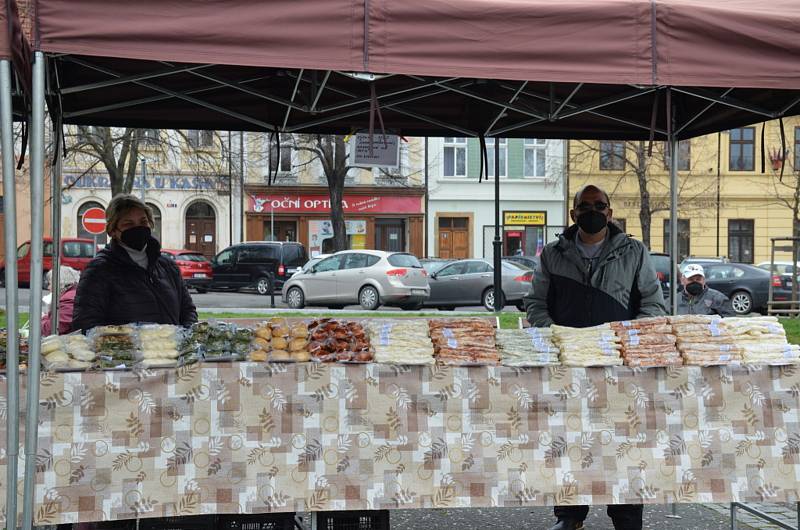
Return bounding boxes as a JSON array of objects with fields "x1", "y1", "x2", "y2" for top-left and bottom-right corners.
[
  {"x1": 411, "y1": 289, "x2": 427, "y2": 295},
  {"x1": 193, "y1": 273, "x2": 208, "y2": 278}
]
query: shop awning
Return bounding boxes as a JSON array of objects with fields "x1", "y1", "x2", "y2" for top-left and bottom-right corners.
[
  {"x1": 27, "y1": 0, "x2": 800, "y2": 139},
  {"x1": 1, "y1": 0, "x2": 31, "y2": 103}
]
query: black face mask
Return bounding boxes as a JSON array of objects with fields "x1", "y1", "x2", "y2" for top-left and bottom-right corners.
[
  {"x1": 685, "y1": 282, "x2": 704, "y2": 296},
  {"x1": 576, "y1": 210, "x2": 608, "y2": 235},
  {"x1": 120, "y1": 226, "x2": 151, "y2": 251}
]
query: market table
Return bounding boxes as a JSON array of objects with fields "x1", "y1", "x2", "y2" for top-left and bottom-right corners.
[{"x1": 2, "y1": 361, "x2": 799, "y2": 525}]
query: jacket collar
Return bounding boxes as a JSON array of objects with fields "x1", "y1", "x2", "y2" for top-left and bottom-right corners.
[
  {"x1": 105, "y1": 237, "x2": 162, "y2": 271},
  {"x1": 557, "y1": 221, "x2": 627, "y2": 252}
]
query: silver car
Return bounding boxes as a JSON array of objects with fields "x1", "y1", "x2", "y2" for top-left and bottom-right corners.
[
  {"x1": 281, "y1": 250, "x2": 430, "y2": 310},
  {"x1": 424, "y1": 259, "x2": 534, "y2": 311}
]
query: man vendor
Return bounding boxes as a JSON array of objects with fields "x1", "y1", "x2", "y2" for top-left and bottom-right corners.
[{"x1": 523, "y1": 184, "x2": 666, "y2": 530}]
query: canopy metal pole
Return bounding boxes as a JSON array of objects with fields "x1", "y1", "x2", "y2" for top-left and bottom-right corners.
[
  {"x1": 22, "y1": 50, "x2": 46, "y2": 530},
  {"x1": 493, "y1": 138, "x2": 502, "y2": 311},
  {"x1": 669, "y1": 133, "x2": 679, "y2": 315},
  {"x1": 424, "y1": 137, "x2": 429, "y2": 258},
  {"x1": 1, "y1": 58, "x2": 20, "y2": 530},
  {"x1": 50, "y1": 120, "x2": 63, "y2": 335}
]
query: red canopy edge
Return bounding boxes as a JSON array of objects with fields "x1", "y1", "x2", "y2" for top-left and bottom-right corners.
[
  {"x1": 32, "y1": 0, "x2": 800, "y2": 90},
  {"x1": 1, "y1": 0, "x2": 31, "y2": 97}
]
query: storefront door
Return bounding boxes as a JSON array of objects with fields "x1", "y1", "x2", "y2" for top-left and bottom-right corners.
[
  {"x1": 264, "y1": 220, "x2": 297, "y2": 242},
  {"x1": 375, "y1": 219, "x2": 406, "y2": 253},
  {"x1": 438, "y1": 217, "x2": 469, "y2": 259},
  {"x1": 185, "y1": 201, "x2": 217, "y2": 258}
]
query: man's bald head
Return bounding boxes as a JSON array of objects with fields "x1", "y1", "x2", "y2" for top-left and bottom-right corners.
[{"x1": 573, "y1": 185, "x2": 611, "y2": 209}]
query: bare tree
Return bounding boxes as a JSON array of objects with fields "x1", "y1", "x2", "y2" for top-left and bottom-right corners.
[
  {"x1": 570, "y1": 140, "x2": 716, "y2": 250},
  {"x1": 64, "y1": 127, "x2": 228, "y2": 196}
]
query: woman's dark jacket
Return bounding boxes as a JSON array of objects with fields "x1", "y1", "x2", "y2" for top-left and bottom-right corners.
[{"x1": 72, "y1": 237, "x2": 198, "y2": 331}]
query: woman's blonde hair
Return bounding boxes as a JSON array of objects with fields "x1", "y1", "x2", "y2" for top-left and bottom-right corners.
[
  {"x1": 105, "y1": 194, "x2": 154, "y2": 236},
  {"x1": 46, "y1": 265, "x2": 81, "y2": 295}
]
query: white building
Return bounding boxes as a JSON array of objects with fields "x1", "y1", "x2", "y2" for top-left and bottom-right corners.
[{"x1": 426, "y1": 137, "x2": 567, "y2": 259}]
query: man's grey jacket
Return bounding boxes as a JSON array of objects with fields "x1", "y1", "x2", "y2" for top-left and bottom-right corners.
[
  {"x1": 675, "y1": 287, "x2": 735, "y2": 317},
  {"x1": 524, "y1": 223, "x2": 666, "y2": 328}
]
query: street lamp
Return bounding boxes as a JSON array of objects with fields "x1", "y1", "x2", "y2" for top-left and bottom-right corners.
[{"x1": 139, "y1": 156, "x2": 147, "y2": 202}]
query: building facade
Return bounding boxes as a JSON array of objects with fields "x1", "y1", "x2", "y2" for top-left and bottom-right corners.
[
  {"x1": 568, "y1": 116, "x2": 800, "y2": 265},
  {"x1": 243, "y1": 135, "x2": 426, "y2": 258},
  {"x1": 426, "y1": 137, "x2": 566, "y2": 259}
]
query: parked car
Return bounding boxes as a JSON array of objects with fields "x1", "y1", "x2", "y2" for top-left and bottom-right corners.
[
  {"x1": 679, "y1": 256, "x2": 728, "y2": 269},
  {"x1": 210, "y1": 241, "x2": 307, "y2": 295},
  {"x1": 0, "y1": 237, "x2": 98, "y2": 287},
  {"x1": 756, "y1": 261, "x2": 800, "y2": 276},
  {"x1": 161, "y1": 249, "x2": 213, "y2": 293},
  {"x1": 504, "y1": 255, "x2": 540, "y2": 273},
  {"x1": 649, "y1": 252, "x2": 671, "y2": 295},
  {"x1": 282, "y1": 250, "x2": 429, "y2": 310},
  {"x1": 683, "y1": 261, "x2": 780, "y2": 315},
  {"x1": 423, "y1": 259, "x2": 534, "y2": 312}
]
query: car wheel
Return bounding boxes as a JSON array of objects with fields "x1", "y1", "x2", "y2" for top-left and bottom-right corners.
[
  {"x1": 730, "y1": 290, "x2": 753, "y2": 315},
  {"x1": 482, "y1": 287, "x2": 505, "y2": 312},
  {"x1": 286, "y1": 287, "x2": 305, "y2": 309},
  {"x1": 255, "y1": 276, "x2": 273, "y2": 296},
  {"x1": 195, "y1": 288, "x2": 207, "y2": 294},
  {"x1": 359, "y1": 286, "x2": 380, "y2": 310}
]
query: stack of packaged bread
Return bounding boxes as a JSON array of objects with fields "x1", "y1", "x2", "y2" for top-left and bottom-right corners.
[
  {"x1": 610, "y1": 316, "x2": 681, "y2": 367},
  {"x1": 552, "y1": 323, "x2": 623, "y2": 366},
  {"x1": 429, "y1": 318, "x2": 499, "y2": 365},
  {"x1": 670, "y1": 315, "x2": 742, "y2": 365},
  {"x1": 367, "y1": 321, "x2": 434, "y2": 365},
  {"x1": 496, "y1": 328, "x2": 560, "y2": 366}
]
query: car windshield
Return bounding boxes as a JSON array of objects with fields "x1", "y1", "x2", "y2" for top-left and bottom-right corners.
[
  {"x1": 176, "y1": 253, "x2": 208, "y2": 262},
  {"x1": 388, "y1": 254, "x2": 422, "y2": 268},
  {"x1": 422, "y1": 261, "x2": 450, "y2": 273}
]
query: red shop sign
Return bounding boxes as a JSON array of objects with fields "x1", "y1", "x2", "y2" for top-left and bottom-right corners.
[{"x1": 249, "y1": 194, "x2": 422, "y2": 214}]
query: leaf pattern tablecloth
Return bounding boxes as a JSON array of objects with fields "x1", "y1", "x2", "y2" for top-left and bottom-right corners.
[{"x1": 2, "y1": 362, "x2": 800, "y2": 525}]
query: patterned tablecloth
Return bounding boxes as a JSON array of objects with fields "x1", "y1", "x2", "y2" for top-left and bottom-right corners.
[{"x1": 2, "y1": 361, "x2": 800, "y2": 525}]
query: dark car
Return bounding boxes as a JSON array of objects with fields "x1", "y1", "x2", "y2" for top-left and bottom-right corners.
[
  {"x1": 685, "y1": 261, "x2": 778, "y2": 315},
  {"x1": 161, "y1": 249, "x2": 213, "y2": 294},
  {"x1": 423, "y1": 259, "x2": 534, "y2": 311},
  {"x1": 210, "y1": 242, "x2": 307, "y2": 295},
  {"x1": 503, "y1": 255, "x2": 540, "y2": 273},
  {"x1": 649, "y1": 252, "x2": 671, "y2": 295}
]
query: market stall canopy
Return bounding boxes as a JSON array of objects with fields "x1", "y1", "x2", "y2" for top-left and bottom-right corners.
[
  {"x1": 1, "y1": 0, "x2": 31, "y2": 103},
  {"x1": 26, "y1": 0, "x2": 800, "y2": 138}
]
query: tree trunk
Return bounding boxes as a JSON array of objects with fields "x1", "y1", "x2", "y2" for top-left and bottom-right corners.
[
  {"x1": 327, "y1": 173, "x2": 348, "y2": 251},
  {"x1": 634, "y1": 142, "x2": 653, "y2": 249}
]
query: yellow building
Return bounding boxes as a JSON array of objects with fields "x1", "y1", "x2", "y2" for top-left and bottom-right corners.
[{"x1": 569, "y1": 116, "x2": 800, "y2": 265}]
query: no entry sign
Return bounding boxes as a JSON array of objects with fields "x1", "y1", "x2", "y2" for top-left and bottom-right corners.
[{"x1": 81, "y1": 207, "x2": 106, "y2": 235}]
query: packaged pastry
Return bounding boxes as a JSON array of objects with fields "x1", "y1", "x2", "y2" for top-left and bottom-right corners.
[
  {"x1": 307, "y1": 319, "x2": 373, "y2": 362},
  {"x1": 290, "y1": 323, "x2": 309, "y2": 338}
]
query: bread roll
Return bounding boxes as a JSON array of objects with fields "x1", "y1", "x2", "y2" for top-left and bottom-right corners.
[
  {"x1": 289, "y1": 338, "x2": 308, "y2": 352},
  {"x1": 272, "y1": 337, "x2": 289, "y2": 350},
  {"x1": 270, "y1": 350, "x2": 291, "y2": 361},
  {"x1": 250, "y1": 350, "x2": 268, "y2": 362},
  {"x1": 291, "y1": 351, "x2": 311, "y2": 362}
]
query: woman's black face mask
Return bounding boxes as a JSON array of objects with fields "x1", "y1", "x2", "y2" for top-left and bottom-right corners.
[{"x1": 120, "y1": 226, "x2": 151, "y2": 251}]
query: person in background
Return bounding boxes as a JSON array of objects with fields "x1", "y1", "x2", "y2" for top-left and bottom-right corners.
[
  {"x1": 72, "y1": 194, "x2": 197, "y2": 331},
  {"x1": 676, "y1": 264, "x2": 735, "y2": 316},
  {"x1": 41, "y1": 266, "x2": 81, "y2": 336},
  {"x1": 524, "y1": 184, "x2": 665, "y2": 530}
]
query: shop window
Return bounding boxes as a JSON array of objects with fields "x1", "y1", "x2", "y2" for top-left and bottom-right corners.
[
  {"x1": 728, "y1": 219, "x2": 754, "y2": 263},
  {"x1": 485, "y1": 138, "x2": 507, "y2": 178},
  {"x1": 77, "y1": 201, "x2": 105, "y2": 240},
  {"x1": 599, "y1": 141, "x2": 625, "y2": 170},
  {"x1": 663, "y1": 140, "x2": 691, "y2": 171},
  {"x1": 729, "y1": 127, "x2": 755, "y2": 171},
  {"x1": 524, "y1": 139, "x2": 547, "y2": 177},
  {"x1": 187, "y1": 129, "x2": 214, "y2": 148},
  {"x1": 141, "y1": 129, "x2": 160, "y2": 148},
  {"x1": 270, "y1": 133, "x2": 293, "y2": 173},
  {"x1": 146, "y1": 202, "x2": 162, "y2": 242},
  {"x1": 663, "y1": 219, "x2": 690, "y2": 261},
  {"x1": 443, "y1": 137, "x2": 467, "y2": 177}
]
